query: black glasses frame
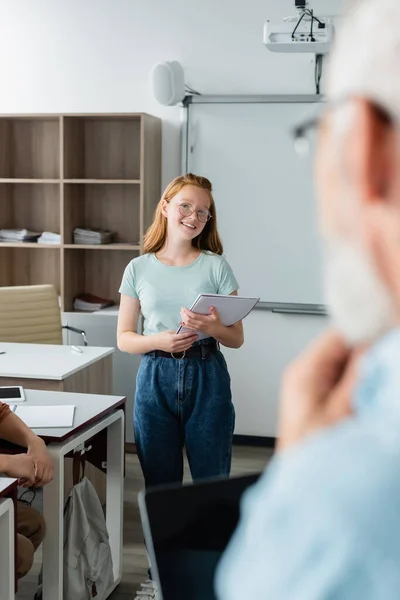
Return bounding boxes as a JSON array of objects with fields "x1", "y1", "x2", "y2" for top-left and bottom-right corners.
[{"x1": 292, "y1": 98, "x2": 394, "y2": 153}]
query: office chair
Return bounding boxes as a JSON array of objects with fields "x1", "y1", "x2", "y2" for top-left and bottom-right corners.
[{"x1": 0, "y1": 284, "x2": 87, "y2": 345}]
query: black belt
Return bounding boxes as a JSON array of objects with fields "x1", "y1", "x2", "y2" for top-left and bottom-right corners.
[{"x1": 146, "y1": 340, "x2": 219, "y2": 360}]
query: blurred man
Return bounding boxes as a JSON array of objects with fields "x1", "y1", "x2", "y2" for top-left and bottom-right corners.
[
  {"x1": 0, "y1": 401, "x2": 53, "y2": 578},
  {"x1": 217, "y1": 0, "x2": 400, "y2": 597}
]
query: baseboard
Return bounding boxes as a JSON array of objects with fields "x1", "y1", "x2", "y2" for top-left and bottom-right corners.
[
  {"x1": 125, "y1": 442, "x2": 137, "y2": 454},
  {"x1": 233, "y1": 435, "x2": 276, "y2": 449},
  {"x1": 125, "y1": 437, "x2": 276, "y2": 454}
]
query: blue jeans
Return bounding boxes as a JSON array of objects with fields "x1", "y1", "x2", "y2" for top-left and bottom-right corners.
[{"x1": 134, "y1": 347, "x2": 235, "y2": 487}]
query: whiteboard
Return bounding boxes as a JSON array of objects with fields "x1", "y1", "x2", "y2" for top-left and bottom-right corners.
[{"x1": 184, "y1": 97, "x2": 324, "y2": 305}]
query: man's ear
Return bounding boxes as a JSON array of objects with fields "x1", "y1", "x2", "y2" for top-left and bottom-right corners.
[
  {"x1": 357, "y1": 99, "x2": 400, "y2": 309},
  {"x1": 349, "y1": 99, "x2": 393, "y2": 207},
  {"x1": 363, "y1": 203, "x2": 400, "y2": 312}
]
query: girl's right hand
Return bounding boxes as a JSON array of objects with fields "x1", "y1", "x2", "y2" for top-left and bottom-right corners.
[{"x1": 154, "y1": 330, "x2": 198, "y2": 353}]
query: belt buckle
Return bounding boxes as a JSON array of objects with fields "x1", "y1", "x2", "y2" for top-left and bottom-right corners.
[{"x1": 171, "y1": 350, "x2": 186, "y2": 360}]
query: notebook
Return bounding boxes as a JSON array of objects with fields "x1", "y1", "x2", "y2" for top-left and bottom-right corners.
[
  {"x1": 176, "y1": 294, "x2": 259, "y2": 340},
  {"x1": 138, "y1": 473, "x2": 261, "y2": 600},
  {"x1": 10, "y1": 405, "x2": 75, "y2": 428}
]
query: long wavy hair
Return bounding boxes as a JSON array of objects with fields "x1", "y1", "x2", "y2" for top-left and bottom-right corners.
[{"x1": 143, "y1": 173, "x2": 223, "y2": 255}]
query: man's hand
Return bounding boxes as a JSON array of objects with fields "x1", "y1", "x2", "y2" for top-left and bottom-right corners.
[
  {"x1": 27, "y1": 438, "x2": 54, "y2": 487},
  {"x1": 180, "y1": 306, "x2": 222, "y2": 338},
  {"x1": 2, "y1": 454, "x2": 36, "y2": 486},
  {"x1": 277, "y1": 330, "x2": 363, "y2": 452}
]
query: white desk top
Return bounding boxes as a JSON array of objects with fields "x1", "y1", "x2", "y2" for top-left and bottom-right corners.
[
  {"x1": 0, "y1": 343, "x2": 114, "y2": 380},
  {"x1": 0, "y1": 477, "x2": 18, "y2": 497},
  {"x1": 20, "y1": 389, "x2": 125, "y2": 442}
]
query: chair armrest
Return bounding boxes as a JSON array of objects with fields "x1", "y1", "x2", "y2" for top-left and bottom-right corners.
[{"x1": 62, "y1": 325, "x2": 88, "y2": 346}]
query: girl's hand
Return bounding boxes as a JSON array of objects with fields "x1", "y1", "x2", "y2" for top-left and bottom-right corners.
[
  {"x1": 154, "y1": 330, "x2": 198, "y2": 353},
  {"x1": 180, "y1": 306, "x2": 222, "y2": 338}
]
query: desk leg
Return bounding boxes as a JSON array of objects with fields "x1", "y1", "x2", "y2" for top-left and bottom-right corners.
[
  {"x1": 42, "y1": 448, "x2": 64, "y2": 599},
  {"x1": 41, "y1": 410, "x2": 124, "y2": 600},
  {"x1": 0, "y1": 498, "x2": 15, "y2": 600},
  {"x1": 106, "y1": 413, "x2": 124, "y2": 588}
]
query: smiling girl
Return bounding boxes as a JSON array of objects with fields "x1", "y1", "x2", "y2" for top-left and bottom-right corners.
[{"x1": 117, "y1": 173, "x2": 243, "y2": 487}]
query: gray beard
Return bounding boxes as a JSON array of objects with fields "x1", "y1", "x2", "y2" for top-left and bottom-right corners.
[{"x1": 323, "y1": 238, "x2": 397, "y2": 344}]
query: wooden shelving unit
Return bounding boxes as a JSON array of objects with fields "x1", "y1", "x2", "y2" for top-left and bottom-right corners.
[{"x1": 0, "y1": 114, "x2": 161, "y2": 311}]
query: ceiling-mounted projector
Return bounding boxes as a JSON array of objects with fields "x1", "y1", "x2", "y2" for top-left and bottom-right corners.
[{"x1": 264, "y1": 1, "x2": 334, "y2": 54}]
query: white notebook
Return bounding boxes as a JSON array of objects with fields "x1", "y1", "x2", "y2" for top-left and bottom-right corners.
[
  {"x1": 11, "y1": 405, "x2": 75, "y2": 428},
  {"x1": 177, "y1": 294, "x2": 259, "y2": 340}
]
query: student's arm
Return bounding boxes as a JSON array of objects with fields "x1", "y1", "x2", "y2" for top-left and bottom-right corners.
[
  {"x1": 117, "y1": 294, "x2": 198, "y2": 355},
  {"x1": 0, "y1": 408, "x2": 53, "y2": 486},
  {"x1": 213, "y1": 319, "x2": 244, "y2": 349},
  {"x1": 0, "y1": 453, "x2": 36, "y2": 486},
  {"x1": 180, "y1": 291, "x2": 244, "y2": 349},
  {"x1": 117, "y1": 295, "x2": 156, "y2": 354}
]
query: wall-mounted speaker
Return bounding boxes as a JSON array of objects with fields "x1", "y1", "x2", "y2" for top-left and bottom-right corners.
[{"x1": 150, "y1": 61, "x2": 185, "y2": 106}]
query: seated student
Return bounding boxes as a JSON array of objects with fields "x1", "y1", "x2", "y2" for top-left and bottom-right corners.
[{"x1": 0, "y1": 401, "x2": 53, "y2": 579}]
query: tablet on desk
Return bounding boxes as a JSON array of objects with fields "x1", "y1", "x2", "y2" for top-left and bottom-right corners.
[{"x1": 0, "y1": 386, "x2": 25, "y2": 402}]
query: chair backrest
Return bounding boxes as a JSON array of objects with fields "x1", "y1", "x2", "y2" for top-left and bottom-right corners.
[{"x1": 0, "y1": 284, "x2": 63, "y2": 344}]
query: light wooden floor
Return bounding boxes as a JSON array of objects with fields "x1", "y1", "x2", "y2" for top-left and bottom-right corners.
[{"x1": 16, "y1": 445, "x2": 272, "y2": 599}]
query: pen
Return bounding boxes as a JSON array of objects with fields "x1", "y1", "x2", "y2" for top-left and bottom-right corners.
[{"x1": 71, "y1": 345, "x2": 83, "y2": 354}]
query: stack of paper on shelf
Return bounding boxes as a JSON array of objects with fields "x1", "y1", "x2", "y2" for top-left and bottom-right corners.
[
  {"x1": 0, "y1": 228, "x2": 41, "y2": 242},
  {"x1": 73, "y1": 293, "x2": 114, "y2": 312},
  {"x1": 73, "y1": 227, "x2": 114, "y2": 245},
  {"x1": 38, "y1": 231, "x2": 61, "y2": 244}
]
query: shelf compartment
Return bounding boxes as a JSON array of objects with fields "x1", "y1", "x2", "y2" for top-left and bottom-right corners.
[
  {"x1": 64, "y1": 116, "x2": 141, "y2": 180},
  {"x1": 0, "y1": 183, "x2": 60, "y2": 235},
  {"x1": 64, "y1": 179, "x2": 140, "y2": 185},
  {"x1": 63, "y1": 183, "x2": 140, "y2": 245},
  {"x1": 0, "y1": 243, "x2": 60, "y2": 249},
  {"x1": 64, "y1": 244, "x2": 140, "y2": 250},
  {"x1": 0, "y1": 118, "x2": 60, "y2": 179},
  {"x1": 0, "y1": 178, "x2": 60, "y2": 184},
  {"x1": 63, "y1": 248, "x2": 139, "y2": 311},
  {"x1": 0, "y1": 247, "x2": 61, "y2": 292}
]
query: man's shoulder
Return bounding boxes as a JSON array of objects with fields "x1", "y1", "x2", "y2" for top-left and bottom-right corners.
[
  {"x1": 217, "y1": 422, "x2": 400, "y2": 600},
  {"x1": 266, "y1": 420, "x2": 400, "y2": 527}
]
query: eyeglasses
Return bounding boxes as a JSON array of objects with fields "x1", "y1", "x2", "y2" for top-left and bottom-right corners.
[
  {"x1": 178, "y1": 202, "x2": 212, "y2": 223},
  {"x1": 292, "y1": 98, "x2": 395, "y2": 157}
]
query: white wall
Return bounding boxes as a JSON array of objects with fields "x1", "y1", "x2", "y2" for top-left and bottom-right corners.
[{"x1": 0, "y1": 0, "x2": 341, "y2": 187}]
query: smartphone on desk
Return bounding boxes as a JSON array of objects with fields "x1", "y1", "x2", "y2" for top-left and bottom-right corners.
[{"x1": 0, "y1": 386, "x2": 26, "y2": 403}]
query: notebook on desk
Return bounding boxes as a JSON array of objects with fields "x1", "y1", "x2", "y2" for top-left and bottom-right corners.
[
  {"x1": 177, "y1": 294, "x2": 259, "y2": 340},
  {"x1": 10, "y1": 405, "x2": 75, "y2": 428}
]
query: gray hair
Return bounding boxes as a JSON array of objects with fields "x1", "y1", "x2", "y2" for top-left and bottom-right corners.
[{"x1": 327, "y1": 0, "x2": 400, "y2": 121}]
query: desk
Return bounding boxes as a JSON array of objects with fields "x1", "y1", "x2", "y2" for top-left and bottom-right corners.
[
  {"x1": 64, "y1": 310, "x2": 141, "y2": 443},
  {"x1": 0, "y1": 477, "x2": 18, "y2": 600},
  {"x1": 0, "y1": 342, "x2": 114, "y2": 394},
  {"x1": 26, "y1": 389, "x2": 126, "y2": 600}
]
